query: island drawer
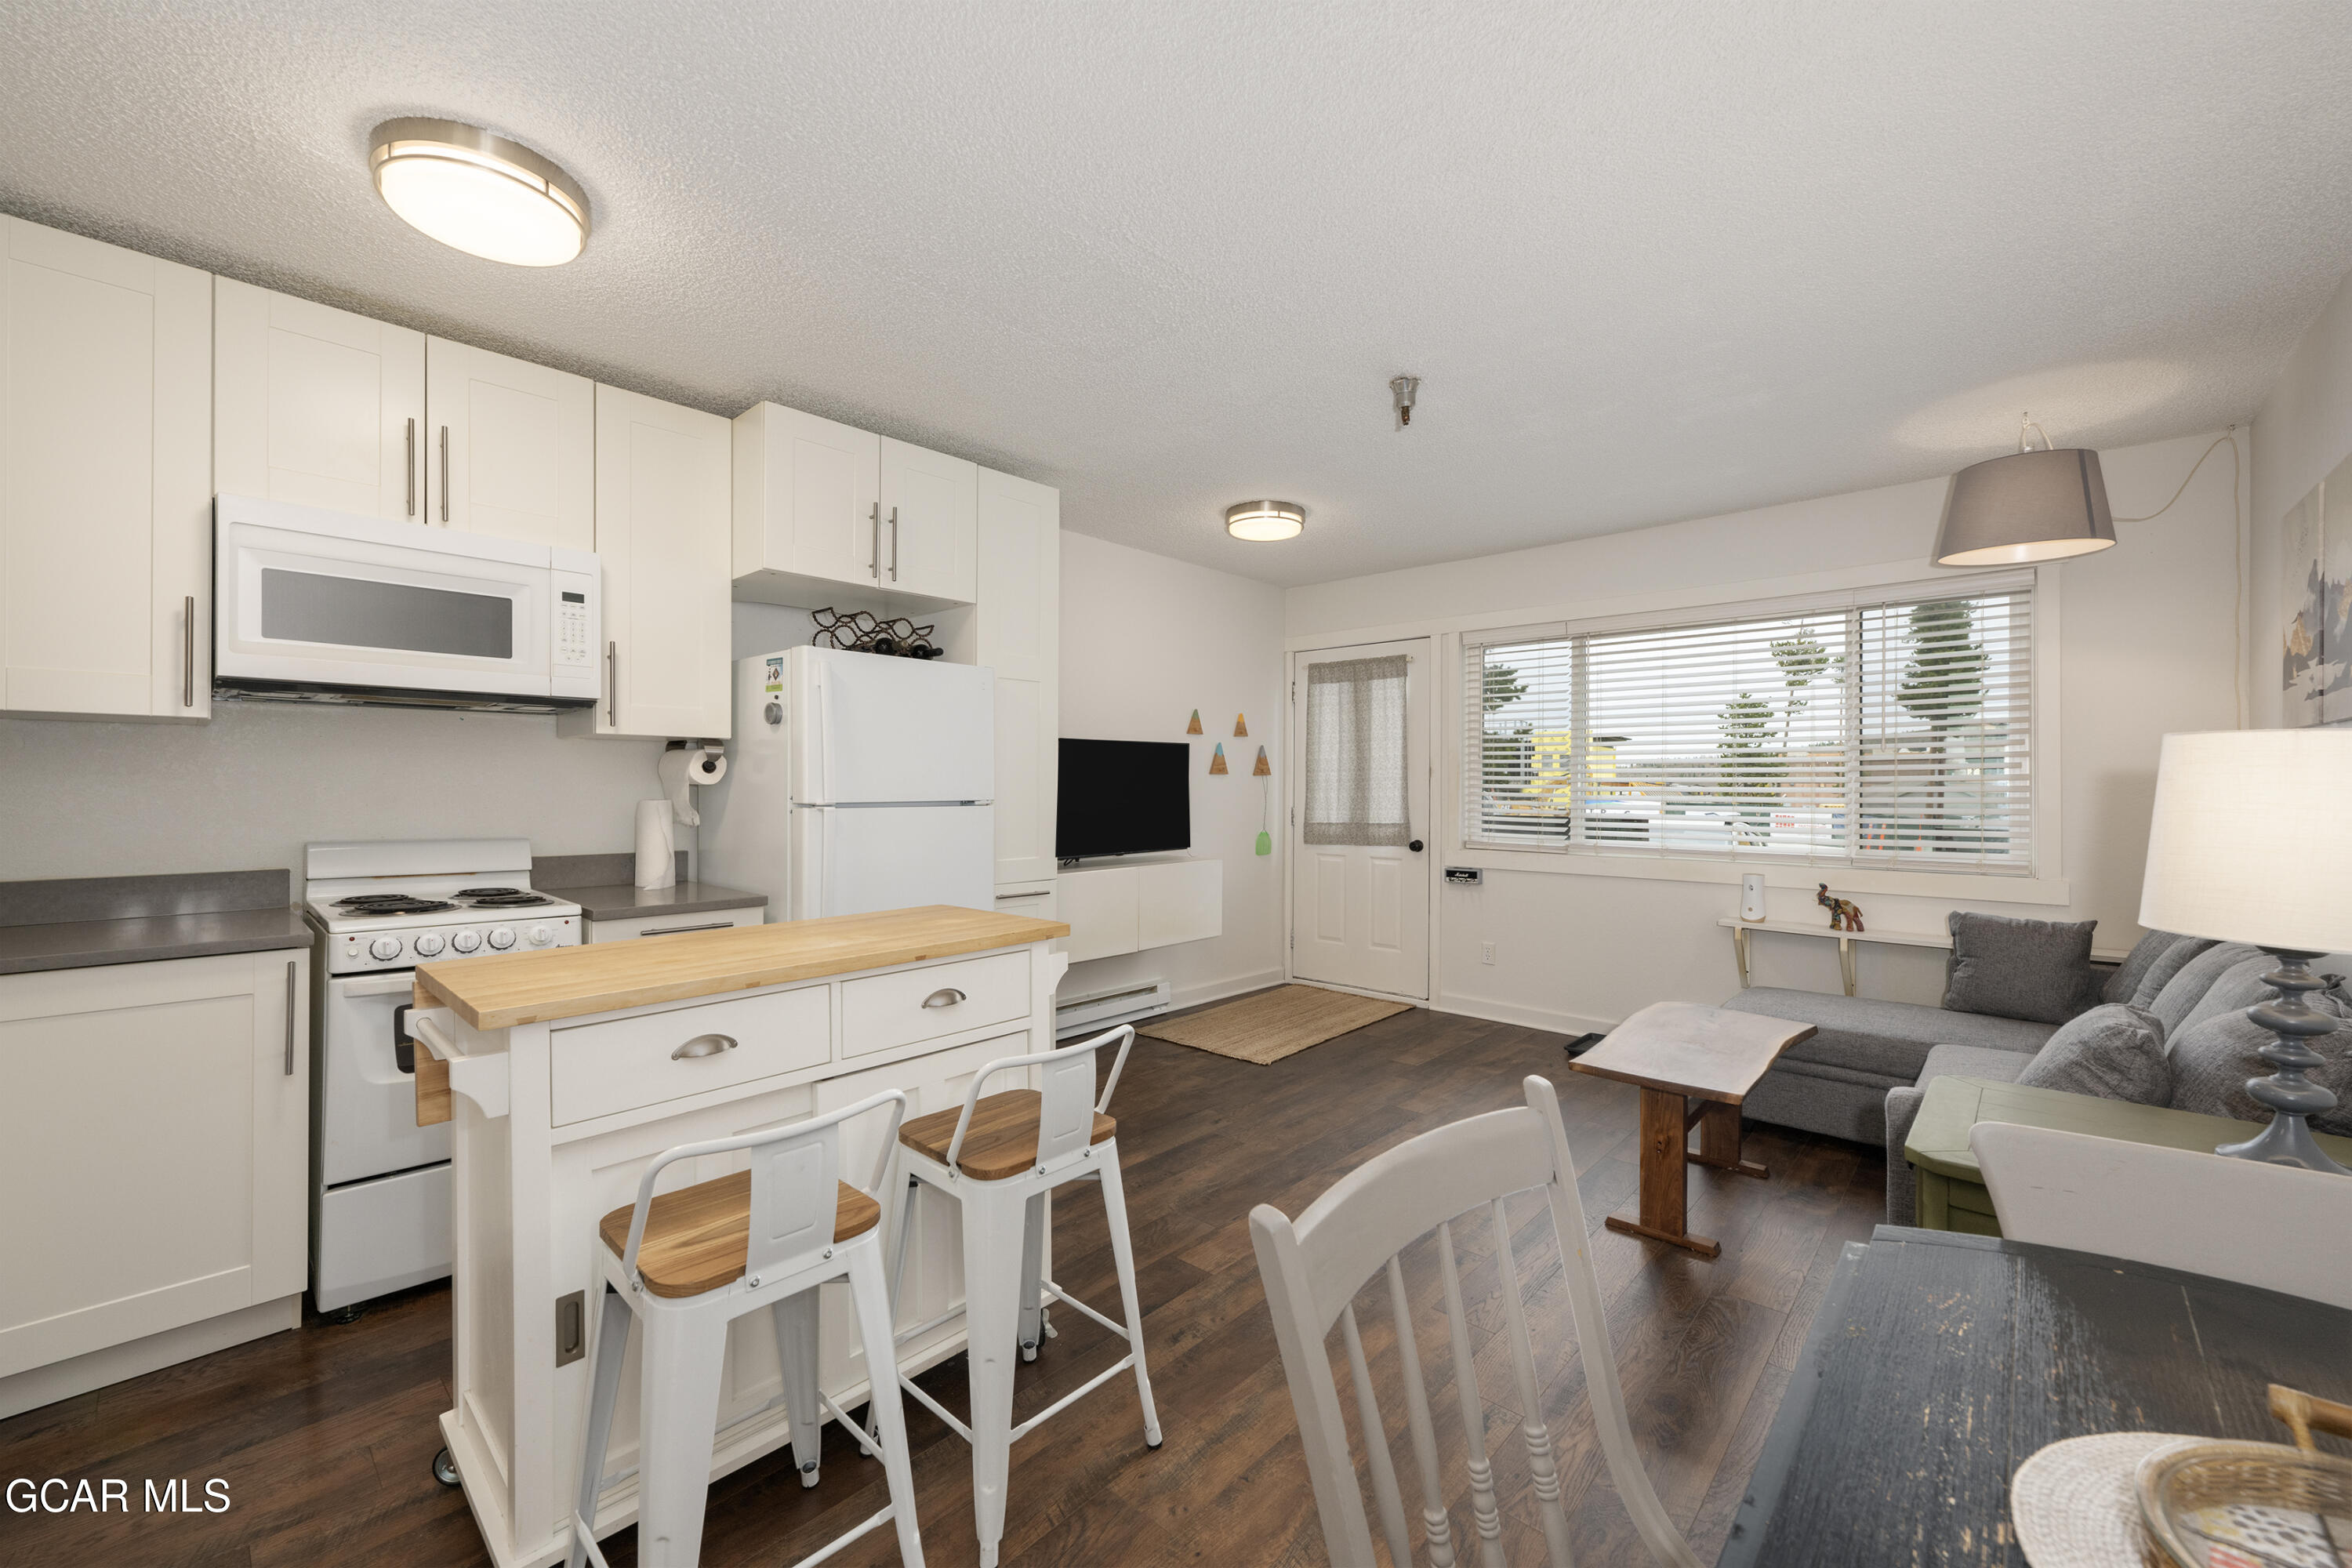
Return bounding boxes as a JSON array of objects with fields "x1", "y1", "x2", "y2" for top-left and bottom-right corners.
[
  {"x1": 840, "y1": 952, "x2": 1029, "y2": 1059},
  {"x1": 551, "y1": 984, "x2": 831, "y2": 1125}
]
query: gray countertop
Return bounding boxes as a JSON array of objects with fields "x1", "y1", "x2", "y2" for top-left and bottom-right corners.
[
  {"x1": 568, "y1": 880, "x2": 768, "y2": 924},
  {"x1": 0, "y1": 905, "x2": 314, "y2": 976}
]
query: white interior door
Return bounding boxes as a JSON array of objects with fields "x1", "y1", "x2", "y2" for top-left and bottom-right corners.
[{"x1": 1289, "y1": 638, "x2": 1432, "y2": 1000}]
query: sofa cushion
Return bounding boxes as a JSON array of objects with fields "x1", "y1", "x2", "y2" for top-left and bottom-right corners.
[
  {"x1": 2014, "y1": 1004, "x2": 2170, "y2": 1105},
  {"x1": 2176, "y1": 954, "x2": 2352, "y2": 1039},
  {"x1": 1723, "y1": 986, "x2": 2059, "y2": 1085},
  {"x1": 2148, "y1": 942, "x2": 2264, "y2": 1036},
  {"x1": 2103, "y1": 929, "x2": 2183, "y2": 1005},
  {"x1": 2131, "y1": 936, "x2": 2217, "y2": 1008},
  {"x1": 1915, "y1": 1041, "x2": 2038, "y2": 1087},
  {"x1": 2168, "y1": 1004, "x2": 2352, "y2": 1138},
  {"x1": 1942, "y1": 911, "x2": 2098, "y2": 1025}
]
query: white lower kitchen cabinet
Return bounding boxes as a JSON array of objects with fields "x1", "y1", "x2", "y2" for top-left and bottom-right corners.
[
  {"x1": 0, "y1": 949, "x2": 310, "y2": 1419},
  {"x1": 558, "y1": 386, "x2": 732, "y2": 742},
  {"x1": 1057, "y1": 856, "x2": 1221, "y2": 963},
  {"x1": 1, "y1": 216, "x2": 212, "y2": 721}
]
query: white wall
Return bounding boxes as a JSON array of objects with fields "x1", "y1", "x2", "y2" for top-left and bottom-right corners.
[
  {"x1": 1287, "y1": 430, "x2": 2247, "y2": 1033},
  {"x1": 2252, "y1": 261, "x2": 2352, "y2": 729},
  {"x1": 0, "y1": 703, "x2": 670, "y2": 884},
  {"x1": 1060, "y1": 532, "x2": 1287, "y2": 1007}
]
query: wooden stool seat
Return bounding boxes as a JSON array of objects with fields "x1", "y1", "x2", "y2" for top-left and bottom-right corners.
[
  {"x1": 898, "y1": 1088, "x2": 1114, "y2": 1180},
  {"x1": 598, "y1": 1172, "x2": 881, "y2": 1299}
]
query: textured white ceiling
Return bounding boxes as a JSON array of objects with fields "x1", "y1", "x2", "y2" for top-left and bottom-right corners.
[{"x1": 5, "y1": 2, "x2": 2350, "y2": 586}]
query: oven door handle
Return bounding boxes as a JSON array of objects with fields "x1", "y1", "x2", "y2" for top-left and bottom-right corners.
[{"x1": 393, "y1": 1002, "x2": 415, "y2": 1075}]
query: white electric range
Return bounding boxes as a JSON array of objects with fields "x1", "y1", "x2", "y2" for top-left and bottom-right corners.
[{"x1": 303, "y1": 838, "x2": 582, "y2": 1314}]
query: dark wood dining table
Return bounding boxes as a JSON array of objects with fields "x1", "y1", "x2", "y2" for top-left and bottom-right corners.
[{"x1": 1716, "y1": 1225, "x2": 2352, "y2": 1568}]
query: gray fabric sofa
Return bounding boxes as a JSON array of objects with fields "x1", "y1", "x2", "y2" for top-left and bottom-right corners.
[{"x1": 1719, "y1": 931, "x2": 2352, "y2": 1224}]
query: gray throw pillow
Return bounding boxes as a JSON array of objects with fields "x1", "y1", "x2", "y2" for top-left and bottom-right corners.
[
  {"x1": 2131, "y1": 936, "x2": 2217, "y2": 1008},
  {"x1": 2148, "y1": 942, "x2": 2264, "y2": 1036},
  {"x1": 2015, "y1": 1004, "x2": 2172, "y2": 1105},
  {"x1": 1943, "y1": 911, "x2": 2099, "y2": 1025},
  {"x1": 2167, "y1": 1004, "x2": 2352, "y2": 1138},
  {"x1": 2171, "y1": 954, "x2": 2321, "y2": 1037},
  {"x1": 2103, "y1": 929, "x2": 2183, "y2": 1006}
]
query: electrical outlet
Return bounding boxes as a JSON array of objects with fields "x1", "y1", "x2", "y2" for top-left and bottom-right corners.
[{"x1": 1480, "y1": 941, "x2": 1496, "y2": 965}]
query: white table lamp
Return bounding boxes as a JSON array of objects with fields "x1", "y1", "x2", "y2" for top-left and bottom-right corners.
[{"x1": 2140, "y1": 728, "x2": 2352, "y2": 1174}]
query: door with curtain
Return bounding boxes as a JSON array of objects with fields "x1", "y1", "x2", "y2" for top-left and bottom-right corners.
[{"x1": 1288, "y1": 638, "x2": 1432, "y2": 999}]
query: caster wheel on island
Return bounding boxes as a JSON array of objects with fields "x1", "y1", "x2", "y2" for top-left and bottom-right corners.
[{"x1": 432, "y1": 1447, "x2": 459, "y2": 1487}]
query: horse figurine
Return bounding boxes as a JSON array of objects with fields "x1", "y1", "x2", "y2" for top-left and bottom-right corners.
[{"x1": 1817, "y1": 883, "x2": 1864, "y2": 933}]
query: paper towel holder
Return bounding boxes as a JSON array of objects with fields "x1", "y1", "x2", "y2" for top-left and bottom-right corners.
[{"x1": 659, "y1": 739, "x2": 728, "y2": 828}]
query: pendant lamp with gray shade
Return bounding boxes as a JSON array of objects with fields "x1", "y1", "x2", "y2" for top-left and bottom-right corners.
[
  {"x1": 2139, "y1": 728, "x2": 2352, "y2": 1174},
  {"x1": 1933, "y1": 416, "x2": 2116, "y2": 567}
]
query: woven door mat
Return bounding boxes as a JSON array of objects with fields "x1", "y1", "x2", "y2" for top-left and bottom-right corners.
[{"x1": 1138, "y1": 984, "x2": 1413, "y2": 1065}]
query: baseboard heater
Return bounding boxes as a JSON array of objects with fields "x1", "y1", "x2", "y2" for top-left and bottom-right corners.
[{"x1": 1055, "y1": 978, "x2": 1172, "y2": 1040}]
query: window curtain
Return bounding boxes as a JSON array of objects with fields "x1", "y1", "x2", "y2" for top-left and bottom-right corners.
[{"x1": 1305, "y1": 654, "x2": 1410, "y2": 845}]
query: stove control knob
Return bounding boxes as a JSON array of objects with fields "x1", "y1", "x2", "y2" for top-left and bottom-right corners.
[
  {"x1": 368, "y1": 935, "x2": 404, "y2": 962},
  {"x1": 451, "y1": 929, "x2": 482, "y2": 954},
  {"x1": 412, "y1": 931, "x2": 446, "y2": 957},
  {"x1": 486, "y1": 927, "x2": 516, "y2": 951},
  {"x1": 525, "y1": 923, "x2": 554, "y2": 947}
]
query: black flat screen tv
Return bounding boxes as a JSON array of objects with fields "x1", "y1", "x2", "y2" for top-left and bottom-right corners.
[{"x1": 1056, "y1": 739, "x2": 1191, "y2": 859}]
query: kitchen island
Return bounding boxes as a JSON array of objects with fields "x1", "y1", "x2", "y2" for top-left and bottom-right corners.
[{"x1": 408, "y1": 904, "x2": 1069, "y2": 1568}]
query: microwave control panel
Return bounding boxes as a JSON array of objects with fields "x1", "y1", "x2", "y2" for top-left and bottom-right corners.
[{"x1": 547, "y1": 557, "x2": 601, "y2": 700}]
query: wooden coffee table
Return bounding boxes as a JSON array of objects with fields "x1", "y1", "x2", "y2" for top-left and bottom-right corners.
[{"x1": 1568, "y1": 1001, "x2": 1817, "y2": 1258}]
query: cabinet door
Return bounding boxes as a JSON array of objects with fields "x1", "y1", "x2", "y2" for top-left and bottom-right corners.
[
  {"x1": 977, "y1": 469, "x2": 1059, "y2": 884},
  {"x1": 564, "y1": 385, "x2": 731, "y2": 739},
  {"x1": 0, "y1": 217, "x2": 212, "y2": 720},
  {"x1": 215, "y1": 278, "x2": 424, "y2": 520},
  {"x1": 878, "y1": 437, "x2": 976, "y2": 603},
  {"x1": 0, "y1": 950, "x2": 308, "y2": 1380},
  {"x1": 424, "y1": 338, "x2": 593, "y2": 549},
  {"x1": 731, "y1": 401, "x2": 880, "y2": 594}
]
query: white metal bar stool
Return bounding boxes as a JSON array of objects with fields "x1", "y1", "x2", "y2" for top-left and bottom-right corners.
[
  {"x1": 568, "y1": 1089, "x2": 924, "y2": 1568},
  {"x1": 880, "y1": 1025, "x2": 1162, "y2": 1568}
]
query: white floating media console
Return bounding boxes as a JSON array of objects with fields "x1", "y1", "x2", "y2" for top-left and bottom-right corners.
[{"x1": 1055, "y1": 855, "x2": 1221, "y2": 964}]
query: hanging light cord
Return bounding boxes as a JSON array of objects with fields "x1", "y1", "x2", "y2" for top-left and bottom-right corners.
[
  {"x1": 2108, "y1": 428, "x2": 2245, "y2": 725},
  {"x1": 2111, "y1": 430, "x2": 2237, "y2": 522}
]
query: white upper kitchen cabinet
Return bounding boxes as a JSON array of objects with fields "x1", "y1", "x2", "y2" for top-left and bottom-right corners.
[
  {"x1": 879, "y1": 436, "x2": 978, "y2": 604},
  {"x1": 731, "y1": 400, "x2": 882, "y2": 605},
  {"x1": 215, "y1": 277, "x2": 424, "y2": 521},
  {"x1": 975, "y1": 467, "x2": 1061, "y2": 887},
  {"x1": 423, "y1": 337, "x2": 593, "y2": 550},
  {"x1": 731, "y1": 401, "x2": 977, "y2": 611},
  {"x1": 1, "y1": 216, "x2": 212, "y2": 720},
  {"x1": 559, "y1": 385, "x2": 731, "y2": 741}
]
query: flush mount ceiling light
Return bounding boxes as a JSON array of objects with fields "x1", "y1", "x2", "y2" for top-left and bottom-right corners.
[
  {"x1": 1226, "y1": 500, "x2": 1306, "y2": 542},
  {"x1": 1933, "y1": 412, "x2": 2115, "y2": 566},
  {"x1": 368, "y1": 118, "x2": 590, "y2": 267}
]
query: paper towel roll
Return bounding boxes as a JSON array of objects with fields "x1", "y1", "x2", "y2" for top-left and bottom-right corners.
[
  {"x1": 634, "y1": 799, "x2": 677, "y2": 889},
  {"x1": 657, "y1": 743, "x2": 729, "y2": 827}
]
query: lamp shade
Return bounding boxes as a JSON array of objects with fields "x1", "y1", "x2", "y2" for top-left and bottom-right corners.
[
  {"x1": 2139, "y1": 728, "x2": 2352, "y2": 953},
  {"x1": 1933, "y1": 448, "x2": 2115, "y2": 566}
]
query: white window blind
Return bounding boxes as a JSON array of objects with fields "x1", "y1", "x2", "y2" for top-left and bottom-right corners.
[{"x1": 1465, "y1": 575, "x2": 2036, "y2": 873}]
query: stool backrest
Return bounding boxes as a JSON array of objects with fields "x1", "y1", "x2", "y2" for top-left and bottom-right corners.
[
  {"x1": 944, "y1": 1024, "x2": 1136, "y2": 1178},
  {"x1": 616, "y1": 1088, "x2": 906, "y2": 1289},
  {"x1": 1250, "y1": 1076, "x2": 1699, "y2": 1568}
]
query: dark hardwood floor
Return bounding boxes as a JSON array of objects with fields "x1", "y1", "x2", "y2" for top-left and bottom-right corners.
[{"x1": 0, "y1": 1004, "x2": 1886, "y2": 1567}]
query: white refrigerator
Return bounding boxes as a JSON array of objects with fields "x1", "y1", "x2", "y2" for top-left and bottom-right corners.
[{"x1": 701, "y1": 645, "x2": 996, "y2": 919}]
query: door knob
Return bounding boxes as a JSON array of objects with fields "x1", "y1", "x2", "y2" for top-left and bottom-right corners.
[{"x1": 1408, "y1": 839, "x2": 1425, "y2": 852}]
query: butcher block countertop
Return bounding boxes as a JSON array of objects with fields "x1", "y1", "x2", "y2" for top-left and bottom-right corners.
[{"x1": 413, "y1": 904, "x2": 1068, "y2": 1030}]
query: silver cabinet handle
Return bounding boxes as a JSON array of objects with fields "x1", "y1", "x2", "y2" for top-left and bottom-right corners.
[
  {"x1": 996, "y1": 891, "x2": 1051, "y2": 902},
  {"x1": 183, "y1": 595, "x2": 196, "y2": 707},
  {"x1": 671, "y1": 1033, "x2": 738, "y2": 1060},
  {"x1": 869, "y1": 502, "x2": 880, "y2": 580},
  {"x1": 888, "y1": 506, "x2": 899, "y2": 581},
  {"x1": 921, "y1": 987, "x2": 967, "y2": 1009},
  {"x1": 605, "y1": 641, "x2": 617, "y2": 727},
  {"x1": 283, "y1": 960, "x2": 298, "y2": 1076},
  {"x1": 641, "y1": 922, "x2": 733, "y2": 938},
  {"x1": 406, "y1": 417, "x2": 417, "y2": 516},
  {"x1": 438, "y1": 424, "x2": 451, "y2": 522}
]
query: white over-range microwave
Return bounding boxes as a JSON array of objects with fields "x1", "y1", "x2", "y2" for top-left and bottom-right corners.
[{"x1": 213, "y1": 495, "x2": 601, "y2": 713}]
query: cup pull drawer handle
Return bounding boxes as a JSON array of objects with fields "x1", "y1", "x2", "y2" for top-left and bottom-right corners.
[
  {"x1": 922, "y1": 988, "x2": 967, "y2": 1009},
  {"x1": 671, "y1": 1033, "x2": 739, "y2": 1060}
]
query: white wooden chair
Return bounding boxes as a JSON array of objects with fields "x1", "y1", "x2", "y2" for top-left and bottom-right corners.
[
  {"x1": 568, "y1": 1089, "x2": 924, "y2": 1568},
  {"x1": 1969, "y1": 1121, "x2": 2352, "y2": 1308},
  {"x1": 1250, "y1": 1074, "x2": 1701, "y2": 1568},
  {"x1": 880, "y1": 1023, "x2": 1160, "y2": 1568}
]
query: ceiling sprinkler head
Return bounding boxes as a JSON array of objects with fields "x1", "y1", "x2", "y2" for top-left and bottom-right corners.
[{"x1": 1390, "y1": 375, "x2": 1419, "y2": 429}]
